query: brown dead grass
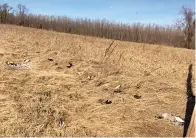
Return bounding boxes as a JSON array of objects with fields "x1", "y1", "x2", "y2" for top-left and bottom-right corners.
[{"x1": 0, "y1": 24, "x2": 195, "y2": 137}]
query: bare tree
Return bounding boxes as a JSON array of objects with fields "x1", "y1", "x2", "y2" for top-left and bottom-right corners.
[
  {"x1": 16, "y1": 4, "x2": 28, "y2": 26},
  {"x1": 177, "y1": 6, "x2": 195, "y2": 49},
  {"x1": 0, "y1": 3, "x2": 13, "y2": 23}
]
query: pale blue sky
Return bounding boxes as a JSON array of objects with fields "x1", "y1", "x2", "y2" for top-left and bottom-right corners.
[{"x1": 1, "y1": 0, "x2": 195, "y2": 25}]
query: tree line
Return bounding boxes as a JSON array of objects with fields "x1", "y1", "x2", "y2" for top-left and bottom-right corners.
[{"x1": 0, "y1": 3, "x2": 195, "y2": 49}]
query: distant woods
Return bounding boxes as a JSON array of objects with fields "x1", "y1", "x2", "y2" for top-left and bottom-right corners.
[{"x1": 0, "y1": 3, "x2": 195, "y2": 49}]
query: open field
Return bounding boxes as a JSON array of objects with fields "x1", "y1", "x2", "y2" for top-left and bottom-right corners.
[{"x1": 0, "y1": 24, "x2": 195, "y2": 137}]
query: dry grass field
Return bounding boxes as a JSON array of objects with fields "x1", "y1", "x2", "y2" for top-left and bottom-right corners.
[{"x1": 0, "y1": 24, "x2": 195, "y2": 137}]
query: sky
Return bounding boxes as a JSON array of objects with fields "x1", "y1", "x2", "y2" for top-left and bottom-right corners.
[{"x1": 0, "y1": 0, "x2": 195, "y2": 26}]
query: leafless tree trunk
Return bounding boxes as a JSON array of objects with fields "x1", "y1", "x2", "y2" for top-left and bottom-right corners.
[
  {"x1": 16, "y1": 4, "x2": 28, "y2": 26},
  {"x1": 0, "y1": 3, "x2": 13, "y2": 23},
  {"x1": 177, "y1": 6, "x2": 195, "y2": 49}
]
